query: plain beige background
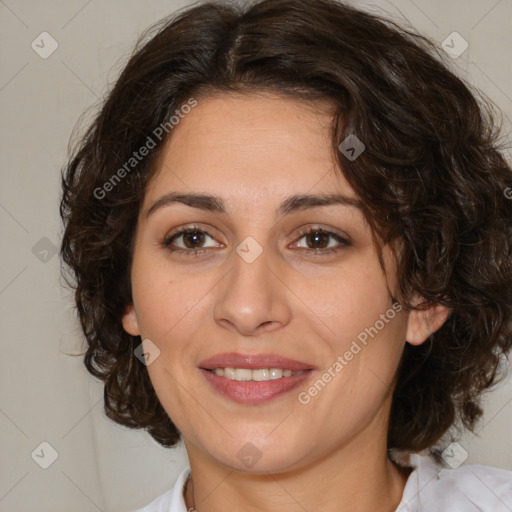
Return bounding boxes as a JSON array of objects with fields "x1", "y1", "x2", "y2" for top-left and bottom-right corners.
[{"x1": 0, "y1": 1, "x2": 511, "y2": 511}]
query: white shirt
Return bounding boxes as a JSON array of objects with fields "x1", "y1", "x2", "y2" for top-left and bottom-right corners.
[{"x1": 131, "y1": 453, "x2": 512, "y2": 511}]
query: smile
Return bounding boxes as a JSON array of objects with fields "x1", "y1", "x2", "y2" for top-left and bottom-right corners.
[{"x1": 208, "y1": 367, "x2": 305, "y2": 381}]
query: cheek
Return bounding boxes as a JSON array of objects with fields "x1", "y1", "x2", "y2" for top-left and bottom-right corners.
[
  {"x1": 134, "y1": 274, "x2": 208, "y2": 425},
  {"x1": 310, "y1": 260, "x2": 397, "y2": 343},
  {"x1": 131, "y1": 262, "x2": 218, "y2": 398},
  {"x1": 304, "y1": 259, "x2": 407, "y2": 398},
  {"x1": 131, "y1": 259, "x2": 206, "y2": 341}
]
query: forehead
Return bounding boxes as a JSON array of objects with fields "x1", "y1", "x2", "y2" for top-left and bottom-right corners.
[{"x1": 144, "y1": 92, "x2": 356, "y2": 205}]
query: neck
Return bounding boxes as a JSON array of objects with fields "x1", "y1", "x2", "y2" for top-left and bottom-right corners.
[{"x1": 183, "y1": 421, "x2": 411, "y2": 512}]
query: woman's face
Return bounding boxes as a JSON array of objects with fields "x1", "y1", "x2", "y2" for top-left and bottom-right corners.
[{"x1": 123, "y1": 92, "x2": 428, "y2": 473}]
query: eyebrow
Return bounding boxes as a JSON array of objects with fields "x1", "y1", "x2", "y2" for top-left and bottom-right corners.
[{"x1": 146, "y1": 192, "x2": 363, "y2": 218}]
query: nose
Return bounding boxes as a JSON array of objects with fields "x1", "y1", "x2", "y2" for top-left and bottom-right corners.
[{"x1": 213, "y1": 241, "x2": 292, "y2": 336}]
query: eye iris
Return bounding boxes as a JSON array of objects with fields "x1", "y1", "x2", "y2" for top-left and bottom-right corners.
[
  {"x1": 183, "y1": 230, "x2": 205, "y2": 248},
  {"x1": 306, "y1": 231, "x2": 328, "y2": 249}
]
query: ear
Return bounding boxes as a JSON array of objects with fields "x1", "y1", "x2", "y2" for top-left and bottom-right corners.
[
  {"x1": 405, "y1": 298, "x2": 451, "y2": 346},
  {"x1": 122, "y1": 303, "x2": 141, "y2": 336}
]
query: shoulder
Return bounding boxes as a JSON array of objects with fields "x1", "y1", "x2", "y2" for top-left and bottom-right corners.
[
  {"x1": 396, "y1": 452, "x2": 512, "y2": 512},
  {"x1": 130, "y1": 466, "x2": 191, "y2": 512}
]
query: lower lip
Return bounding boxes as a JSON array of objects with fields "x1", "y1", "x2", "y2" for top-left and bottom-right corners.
[{"x1": 200, "y1": 368, "x2": 313, "y2": 404}]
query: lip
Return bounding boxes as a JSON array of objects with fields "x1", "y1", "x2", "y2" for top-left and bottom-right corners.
[
  {"x1": 198, "y1": 352, "x2": 315, "y2": 372},
  {"x1": 200, "y1": 368, "x2": 314, "y2": 404},
  {"x1": 198, "y1": 352, "x2": 316, "y2": 405}
]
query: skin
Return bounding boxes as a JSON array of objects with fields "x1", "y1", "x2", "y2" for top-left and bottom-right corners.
[{"x1": 122, "y1": 92, "x2": 450, "y2": 512}]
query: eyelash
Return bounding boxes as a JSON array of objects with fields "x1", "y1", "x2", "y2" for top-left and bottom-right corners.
[{"x1": 160, "y1": 225, "x2": 351, "y2": 257}]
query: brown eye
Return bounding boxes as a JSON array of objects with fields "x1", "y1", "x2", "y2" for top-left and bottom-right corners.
[
  {"x1": 181, "y1": 230, "x2": 206, "y2": 248},
  {"x1": 161, "y1": 227, "x2": 221, "y2": 255},
  {"x1": 305, "y1": 230, "x2": 330, "y2": 249},
  {"x1": 295, "y1": 228, "x2": 350, "y2": 253}
]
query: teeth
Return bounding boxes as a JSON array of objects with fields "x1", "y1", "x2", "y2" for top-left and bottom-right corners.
[
  {"x1": 212, "y1": 367, "x2": 304, "y2": 381},
  {"x1": 253, "y1": 368, "x2": 269, "y2": 381},
  {"x1": 270, "y1": 368, "x2": 282, "y2": 379}
]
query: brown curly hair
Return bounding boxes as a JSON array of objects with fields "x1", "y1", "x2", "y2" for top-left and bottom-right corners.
[{"x1": 59, "y1": 0, "x2": 512, "y2": 453}]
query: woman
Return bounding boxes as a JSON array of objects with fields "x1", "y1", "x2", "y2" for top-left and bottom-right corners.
[{"x1": 59, "y1": 0, "x2": 512, "y2": 510}]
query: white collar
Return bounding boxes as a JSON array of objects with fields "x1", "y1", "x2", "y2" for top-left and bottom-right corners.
[{"x1": 133, "y1": 453, "x2": 512, "y2": 511}]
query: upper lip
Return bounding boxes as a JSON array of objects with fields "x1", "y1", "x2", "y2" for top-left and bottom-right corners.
[{"x1": 199, "y1": 352, "x2": 315, "y2": 372}]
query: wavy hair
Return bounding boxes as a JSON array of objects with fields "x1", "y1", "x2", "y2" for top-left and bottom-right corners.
[{"x1": 59, "y1": 0, "x2": 512, "y2": 453}]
